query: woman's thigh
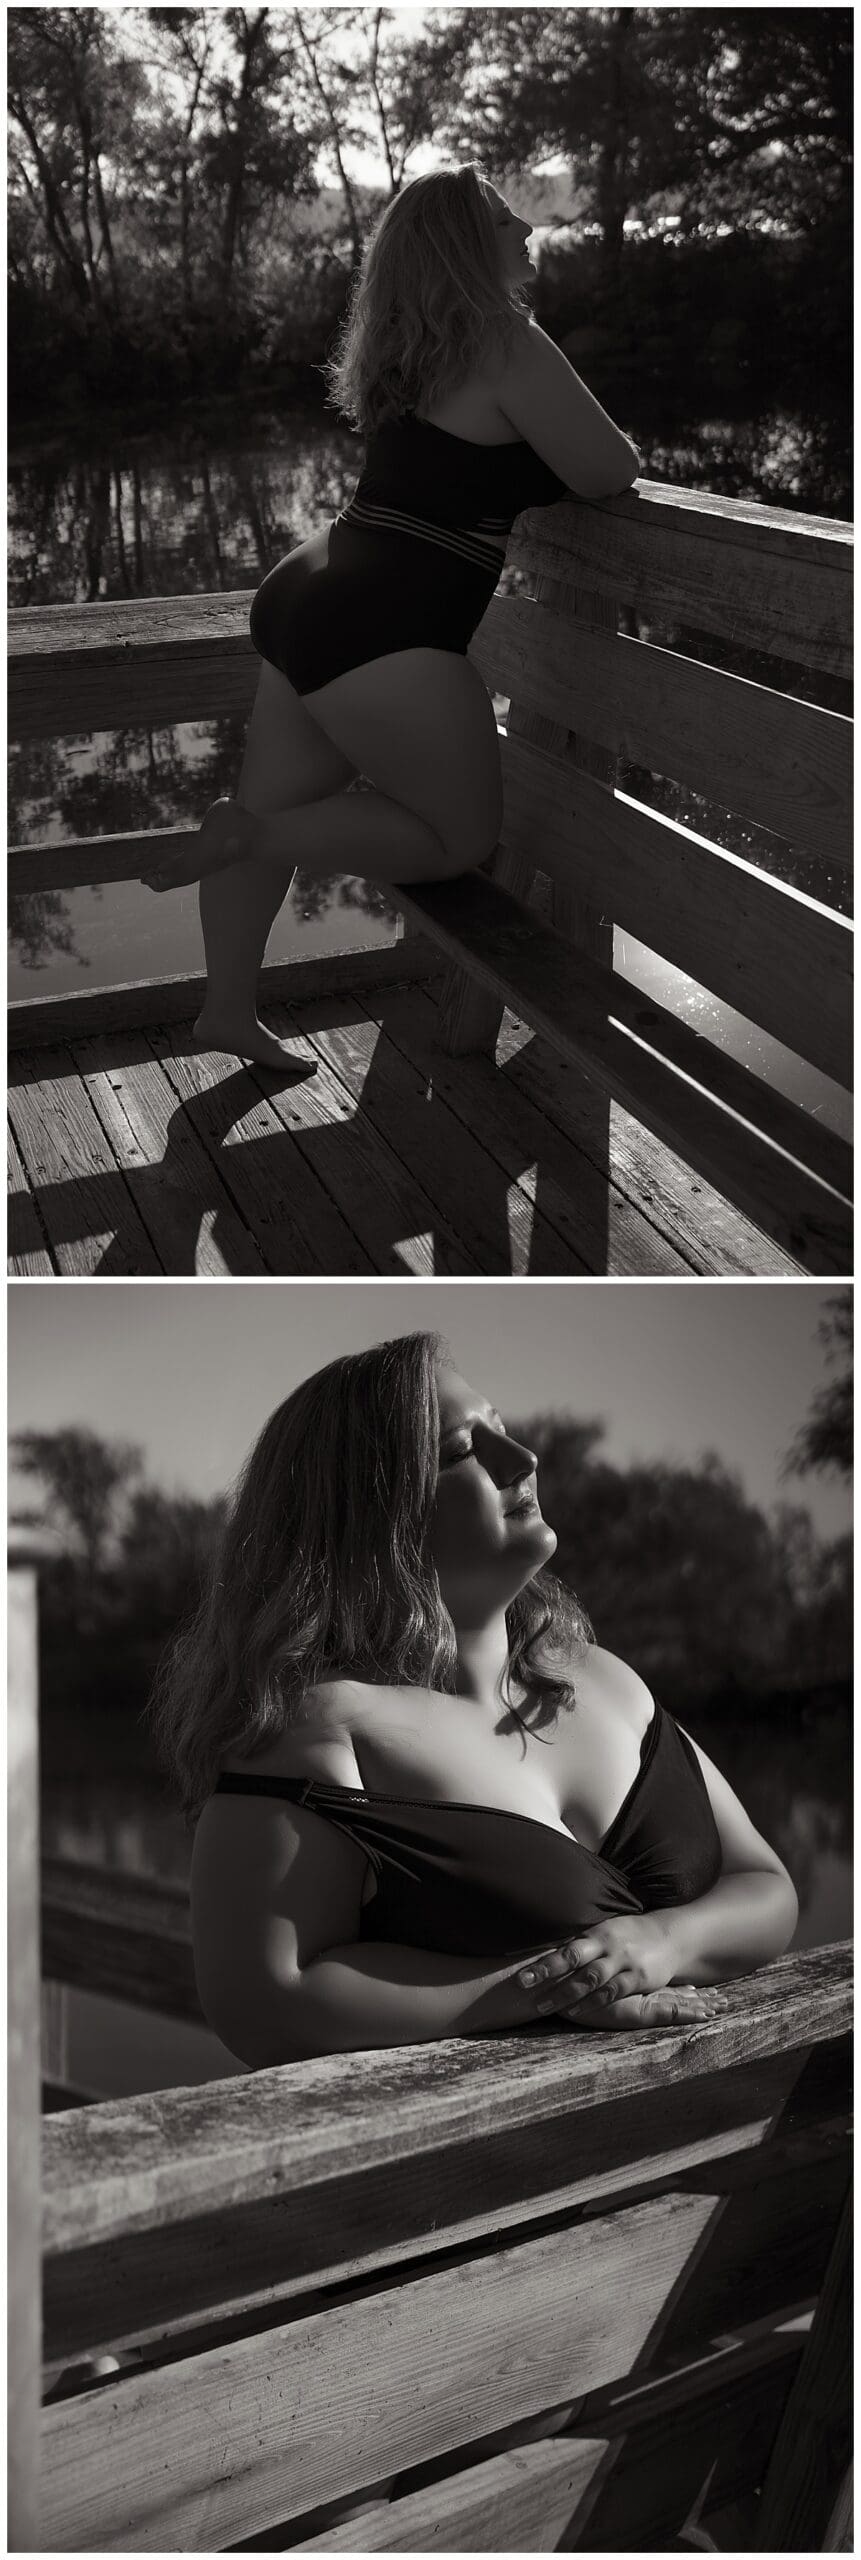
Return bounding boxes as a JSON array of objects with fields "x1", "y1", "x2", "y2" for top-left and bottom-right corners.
[
  {"x1": 301, "y1": 649, "x2": 503, "y2": 868},
  {"x1": 238, "y1": 658, "x2": 360, "y2": 816}
]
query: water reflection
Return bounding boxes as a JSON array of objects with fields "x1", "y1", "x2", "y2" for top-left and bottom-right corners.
[{"x1": 9, "y1": 397, "x2": 850, "y2": 615}]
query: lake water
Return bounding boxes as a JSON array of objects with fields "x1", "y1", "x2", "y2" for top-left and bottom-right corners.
[
  {"x1": 9, "y1": 396, "x2": 851, "y2": 1142},
  {"x1": 43, "y1": 1700, "x2": 850, "y2": 2098}
]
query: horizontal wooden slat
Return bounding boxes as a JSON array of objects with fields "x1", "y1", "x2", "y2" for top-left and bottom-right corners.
[
  {"x1": 292, "y1": 2433, "x2": 610, "y2": 2554},
  {"x1": 498, "y1": 740, "x2": 852, "y2": 1085},
  {"x1": 8, "y1": 591, "x2": 260, "y2": 741},
  {"x1": 507, "y1": 479, "x2": 852, "y2": 678},
  {"x1": 41, "y1": 1943, "x2": 851, "y2": 2259},
  {"x1": 470, "y1": 603, "x2": 852, "y2": 867},
  {"x1": 41, "y1": 1861, "x2": 198, "y2": 2021},
  {"x1": 396, "y1": 874, "x2": 852, "y2": 1271},
  {"x1": 44, "y1": 2048, "x2": 850, "y2": 2370},
  {"x1": 293, "y1": 2324, "x2": 805, "y2": 2551},
  {"x1": 7, "y1": 940, "x2": 440, "y2": 1052},
  {"x1": 40, "y1": 2191, "x2": 718, "y2": 2550}
]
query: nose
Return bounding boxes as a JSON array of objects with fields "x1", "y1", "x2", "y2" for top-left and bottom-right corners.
[{"x1": 476, "y1": 1423, "x2": 537, "y2": 1484}]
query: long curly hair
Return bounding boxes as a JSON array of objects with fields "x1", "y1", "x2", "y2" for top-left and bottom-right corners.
[
  {"x1": 318, "y1": 164, "x2": 532, "y2": 437},
  {"x1": 148, "y1": 1332, "x2": 592, "y2": 1827}
]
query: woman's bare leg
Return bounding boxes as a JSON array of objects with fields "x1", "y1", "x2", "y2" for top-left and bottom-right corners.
[
  {"x1": 193, "y1": 663, "x2": 361, "y2": 1070},
  {"x1": 147, "y1": 650, "x2": 502, "y2": 1066}
]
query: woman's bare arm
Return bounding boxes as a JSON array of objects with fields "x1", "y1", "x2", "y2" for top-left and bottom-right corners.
[
  {"x1": 517, "y1": 1726, "x2": 799, "y2": 2027},
  {"x1": 495, "y1": 318, "x2": 640, "y2": 498},
  {"x1": 658, "y1": 1728, "x2": 799, "y2": 1983},
  {"x1": 193, "y1": 1787, "x2": 543, "y2": 2063},
  {"x1": 259, "y1": 1937, "x2": 540, "y2": 2062}
]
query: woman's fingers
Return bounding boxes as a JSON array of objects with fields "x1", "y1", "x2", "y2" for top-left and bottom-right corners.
[{"x1": 518, "y1": 1938, "x2": 609, "y2": 2012}]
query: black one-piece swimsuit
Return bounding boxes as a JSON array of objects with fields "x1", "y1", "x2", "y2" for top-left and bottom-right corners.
[
  {"x1": 213, "y1": 1700, "x2": 722, "y2": 1960},
  {"x1": 248, "y1": 412, "x2": 568, "y2": 696}
]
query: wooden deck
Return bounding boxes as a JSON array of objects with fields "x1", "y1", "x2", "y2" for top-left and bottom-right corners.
[
  {"x1": 8, "y1": 956, "x2": 814, "y2": 1278},
  {"x1": 10, "y1": 477, "x2": 852, "y2": 1277}
]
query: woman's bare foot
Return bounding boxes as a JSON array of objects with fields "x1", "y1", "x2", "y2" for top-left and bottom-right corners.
[
  {"x1": 142, "y1": 799, "x2": 257, "y2": 893},
  {"x1": 192, "y1": 1011, "x2": 318, "y2": 1077}
]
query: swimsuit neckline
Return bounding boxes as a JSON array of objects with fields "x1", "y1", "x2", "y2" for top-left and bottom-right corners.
[
  {"x1": 408, "y1": 413, "x2": 527, "y2": 452},
  {"x1": 220, "y1": 1699, "x2": 662, "y2": 1867}
]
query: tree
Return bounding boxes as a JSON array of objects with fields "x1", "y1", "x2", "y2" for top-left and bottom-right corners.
[
  {"x1": 511, "y1": 1414, "x2": 848, "y2": 1704},
  {"x1": 7, "y1": 8, "x2": 146, "y2": 330},
  {"x1": 428, "y1": 7, "x2": 850, "y2": 282},
  {"x1": 783, "y1": 1293, "x2": 852, "y2": 1482},
  {"x1": 10, "y1": 1426, "x2": 143, "y2": 1578}
]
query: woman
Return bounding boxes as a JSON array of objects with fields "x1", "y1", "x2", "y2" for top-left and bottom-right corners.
[
  {"x1": 142, "y1": 166, "x2": 640, "y2": 1071},
  {"x1": 151, "y1": 1333, "x2": 799, "y2": 2066}
]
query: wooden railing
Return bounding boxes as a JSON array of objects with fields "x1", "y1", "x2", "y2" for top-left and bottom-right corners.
[
  {"x1": 9, "y1": 480, "x2": 853, "y2": 1271},
  {"x1": 37, "y1": 1907, "x2": 854, "y2": 2554},
  {"x1": 8, "y1": 1561, "x2": 854, "y2": 2550}
]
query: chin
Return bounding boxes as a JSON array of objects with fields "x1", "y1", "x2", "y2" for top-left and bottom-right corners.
[{"x1": 517, "y1": 1514, "x2": 557, "y2": 1567}]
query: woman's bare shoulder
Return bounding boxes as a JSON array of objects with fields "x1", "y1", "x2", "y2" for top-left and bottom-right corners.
[
  {"x1": 216, "y1": 1676, "x2": 409, "y2": 1788},
  {"x1": 567, "y1": 1642, "x2": 656, "y2": 1739}
]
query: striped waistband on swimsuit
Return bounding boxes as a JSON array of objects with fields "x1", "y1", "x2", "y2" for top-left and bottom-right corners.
[{"x1": 337, "y1": 496, "x2": 507, "y2": 575}]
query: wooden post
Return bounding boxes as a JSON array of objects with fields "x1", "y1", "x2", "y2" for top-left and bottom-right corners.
[
  {"x1": 8, "y1": 1563, "x2": 42, "y2": 2551},
  {"x1": 436, "y1": 569, "x2": 617, "y2": 1057},
  {"x1": 753, "y1": 2185, "x2": 852, "y2": 2550},
  {"x1": 40, "y1": 1981, "x2": 70, "y2": 2088}
]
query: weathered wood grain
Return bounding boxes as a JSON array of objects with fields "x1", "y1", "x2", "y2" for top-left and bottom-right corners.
[
  {"x1": 498, "y1": 740, "x2": 852, "y2": 1086},
  {"x1": 150, "y1": 1036, "x2": 378, "y2": 1277},
  {"x1": 396, "y1": 873, "x2": 851, "y2": 1272},
  {"x1": 8, "y1": 1569, "x2": 42, "y2": 2554},
  {"x1": 293, "y1": 2434, "x2": 610, "y2": 2551},
  {"x1": 496, "y1": 1010, "x2": 802, "y2": 1277},
  {"x1": 293, "y1": 2326, "x2": 804, "y2": 2551},
  {"x1": 292, "y1": 1000, "x2": 538, "y2": 1275},
  {"x1": 754, "y1": 2187, "x2": 852, "y2": 2549},
  {"x1": 8, "y1": 590, "x2": 260, "y2": 741},
  {"x1": 7, "y1": 1120, "x2": 54, "y2": 1274},
  {"x1": 44, "y1": 2048, "x2": 848, "y2": 2369},
  {"x1": 73, "y1": 1034, "x2": 269, "y2": 1276},
  {"x1": 470, "y1": 603, "x2": 852, "y2": 866},
  {"x1": 7, "y1": 1050, "x2": 163, "y2": 1276},
  {"x1": 40, "y1": 1943, "x2": 850, "y2": 2257},
  {"x1": 364, "y1": 985, "x2": 692, "y2": 1275},
  {"x1": 39, "y1": 2191, "x2": 718, "y2": 2550},
  {"x1": 41, "y1": 1979, "x2": 70, "y2": 2081},
  {"x1": 7, "y1": 941, "x2": 439, "y2": 1050},
  {"x1": 41, "y1": 1861, "x2": 198, "y2": 2021},
  {"x1": 506, "y1": 481, "x2": 852, "y2": 676}
]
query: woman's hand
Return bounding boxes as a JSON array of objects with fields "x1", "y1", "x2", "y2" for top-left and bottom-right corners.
[
  {"x1": 558, "y1": 1982, "x2": 727, "y2": 2032},
  {"x1": 517, "y1": 1915, "x2": 726, "y2": 2021}
]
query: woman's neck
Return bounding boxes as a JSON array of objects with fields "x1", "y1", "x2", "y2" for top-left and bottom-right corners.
[{"x1": 451, "y1": 1613, "x2": 511, "y2": 1720}]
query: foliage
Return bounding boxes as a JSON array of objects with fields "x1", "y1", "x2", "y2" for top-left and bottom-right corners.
[
  {"x1": 8, "y1": 5, "x2": 851, "y2": 411},
  {"x1": 783, "y1": 1293, "x2": 853, "y2": 1483},
  {"x1": 13, "y1": 1415, "x2": 851, "y2": 1745}
]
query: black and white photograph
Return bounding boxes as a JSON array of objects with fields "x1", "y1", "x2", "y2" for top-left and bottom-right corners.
[
  {"x1": 8, "y1": 4, "x2": 852, "y2": 1279},
  {"x1": 6, "y1": 1, "x2": 854, "y2": 2552},
  {"x1": 8, "y1": 1280, "x2": 852, "y2": 2548}
]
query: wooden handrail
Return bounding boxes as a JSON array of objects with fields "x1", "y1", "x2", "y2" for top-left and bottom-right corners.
[
  {"x1": 41, "y1": 1936, "x2": 850, "y2": 2255},
  {"x1": 41, "y1": 1855, "x2": 198, "y2": 2021}
]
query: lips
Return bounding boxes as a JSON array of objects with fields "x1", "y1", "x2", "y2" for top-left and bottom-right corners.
[{"x1": 505, "y1": 1491, "x2": 538, "y2": 1517}]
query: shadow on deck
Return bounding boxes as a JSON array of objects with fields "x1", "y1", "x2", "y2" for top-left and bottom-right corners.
[{"x1": 9, "y1": 966, "x2": 815, "y2": 1278}]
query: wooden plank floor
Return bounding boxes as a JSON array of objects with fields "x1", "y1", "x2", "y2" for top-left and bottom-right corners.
[{"x1": 8, "y1": 978, "x2": 806, "y2": 1278}]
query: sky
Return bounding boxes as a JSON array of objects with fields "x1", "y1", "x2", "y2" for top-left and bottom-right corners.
[{"x1": 7, "y1": 1282, "x2": 851, "y2": 1542}]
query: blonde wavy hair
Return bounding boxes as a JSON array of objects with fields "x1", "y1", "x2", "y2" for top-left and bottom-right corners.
[
  {"x1": 318, "y1": 164, "x2": 532, "y2": 437},
  {"x1": 148, "y1": 1332, "x2": 592, "y2": 1826}
]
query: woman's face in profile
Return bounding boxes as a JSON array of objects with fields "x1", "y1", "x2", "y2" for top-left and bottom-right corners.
[
  {"x1": 430, "y1": 1364, "x2": 556, "y2": 1618},
  {"x1": 482, "y1": 181, "x2": 535, "y2": 284}
]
